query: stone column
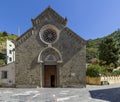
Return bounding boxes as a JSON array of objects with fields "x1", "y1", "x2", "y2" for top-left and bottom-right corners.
[{"x1": 39, "y1": 63, "x2": 43, "y2": 88}]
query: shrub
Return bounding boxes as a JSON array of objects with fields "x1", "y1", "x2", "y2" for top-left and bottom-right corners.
[
  {"x1": 0, "y1": 59, "x2": 5, "y2": 66},
  {"x1": 86, "y1": 64, "x2": 107, "y2": 77},
  {"x1": 86, "y1": 65, "x2": 100, "y2": 77},
  {"x1": 2, "y1": 31, "x2": 8, "y2": 36},
  {"x1": 112, "y1": 70, "x2": 120, "y2": 76}
]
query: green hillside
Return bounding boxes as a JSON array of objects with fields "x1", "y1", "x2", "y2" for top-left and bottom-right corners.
[
  {"x1": 0, "y1": 31, "x2": 17, "y2": 42},
  {"x1": 87, "y1": 30, "x2": 120, "y2": 62}
]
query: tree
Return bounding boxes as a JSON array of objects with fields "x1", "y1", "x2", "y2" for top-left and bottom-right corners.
[
  {"x1": 99, "y1": 37, "x2": 119, "y2": 68},
  {"x1": 2, "y1": 31, "x2": 8, "y2": 36}
]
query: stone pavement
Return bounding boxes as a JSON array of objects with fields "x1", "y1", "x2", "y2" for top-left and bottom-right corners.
[{"x1": 0, "y1": 84, "x2": 120, "y2": 102}]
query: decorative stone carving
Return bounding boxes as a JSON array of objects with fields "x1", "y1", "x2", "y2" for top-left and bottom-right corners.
[
  {"x1": 45, "y1": 55, "x2": 57, "y2": 62},
  {"x1": 42, "y1": 29, "x2": 57, "y2": 43},
  {"x1": 38, "y1": 47, "x2": 62, "y2": 63}
]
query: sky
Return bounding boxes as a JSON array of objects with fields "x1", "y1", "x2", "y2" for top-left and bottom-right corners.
[{"x1": 0, "y1": 0, "x2": 120, "y2": 40}]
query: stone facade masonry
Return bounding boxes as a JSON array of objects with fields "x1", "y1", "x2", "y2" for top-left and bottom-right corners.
[{"x1": 15, "y1": 7, "x2": 86, "y2": 88}]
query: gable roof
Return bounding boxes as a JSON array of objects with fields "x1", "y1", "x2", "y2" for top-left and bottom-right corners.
[{"x1": 31, "y1": 6, "x2": 67, "y2": 26}]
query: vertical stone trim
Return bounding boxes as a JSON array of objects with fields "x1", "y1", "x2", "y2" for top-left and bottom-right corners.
[
  {"x1": 39, "y1": 63, "x2": 43, "y2": 88},
  {"x1": 57, "y1": 64, "x2": 61, "y2": 87}
]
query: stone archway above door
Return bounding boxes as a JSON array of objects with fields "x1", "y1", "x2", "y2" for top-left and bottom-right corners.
[{"x1": 38, "y1": 46, "x2": 62, "y2": 63}]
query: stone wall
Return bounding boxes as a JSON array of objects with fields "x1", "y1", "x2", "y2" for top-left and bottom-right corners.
[
  {"x1": 86, "y1": 76, "x2": 120, "y2": 85},
  {"x1": 0, "y1": 63, "x2": 15, "y2": 87},
  {"x1": 101, "y1": 76, "x2": 120, "y2": 84},
  {"x1": 86, "y1": 76, "x2": 101, "y2": 85},
  {"x1": 60, "y1": 46, "x2": 86, "y2": 88},
  {"x1": 15, "y1": 29, "x2": 43, "y2": 87}
]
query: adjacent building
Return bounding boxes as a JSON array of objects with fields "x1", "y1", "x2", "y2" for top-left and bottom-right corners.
[
  {"x1": 0, "y1": 39, "x2": 15, "y2": 86},
  {"x1": 0, "y1": 63, "x2": 15, "y2": 87},
  {"x1": 6, "y1": 39, "x2": 15, "y2": 64}
]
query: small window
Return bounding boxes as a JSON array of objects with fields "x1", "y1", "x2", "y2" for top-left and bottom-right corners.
[
  {"x1": 9, "y1": 44, "x2": 12, "y2": 47},
  {"x1": 2, "y1": 71, "x2": 7, "y2": 79},
  {"x1": 9, "y1": 57, "x2": 12, "y2": 61},
  {"x1": 9, "y1": 50, "x2": 12, "y2": 54}
]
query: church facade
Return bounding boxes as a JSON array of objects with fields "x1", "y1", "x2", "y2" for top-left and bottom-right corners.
[{"x1": 15, "y1": 7, "x2": 86, "y2": 88}]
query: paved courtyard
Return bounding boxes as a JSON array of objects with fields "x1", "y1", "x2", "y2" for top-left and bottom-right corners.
[{"x1": 0, "y1": 84, "x2": 120, "y2": 102}]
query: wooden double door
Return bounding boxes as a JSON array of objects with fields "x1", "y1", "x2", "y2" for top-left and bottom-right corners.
[{"x1": 44, "y1": 65, "x2": 57, "y2": 87}]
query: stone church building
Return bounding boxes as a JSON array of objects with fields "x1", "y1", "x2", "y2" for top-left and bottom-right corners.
[{"x1": 15, "y1": 7, "x2": 86, "y2": 88}]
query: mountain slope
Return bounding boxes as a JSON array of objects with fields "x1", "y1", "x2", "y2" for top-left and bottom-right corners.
[{"x1": 87, "y1": 30, "x2": 120, "y2": 62}]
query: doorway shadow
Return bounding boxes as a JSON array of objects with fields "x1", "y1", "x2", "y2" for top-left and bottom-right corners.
[{"x1": 89, "y1": 87, "x2": 120, "y2": 102}]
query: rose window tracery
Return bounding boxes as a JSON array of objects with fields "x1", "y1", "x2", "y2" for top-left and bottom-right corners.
[
  {"x1": 42, "y1": 29, "x2": 57, "y2": 43},
  {"x1": 39, "y1": 25, "x2": 60, "y2": 45}
]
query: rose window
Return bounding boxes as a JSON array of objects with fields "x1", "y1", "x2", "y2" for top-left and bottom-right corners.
[{"x1": 42, "y1": 29, "x2": 57, "y2": 43}]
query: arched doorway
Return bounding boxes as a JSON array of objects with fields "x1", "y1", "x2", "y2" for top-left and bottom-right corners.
[
  {"x1": 38, "y1": 47, "x2": 62, "y2": 88},
  {"x1": 44, "y1": 55, "x2": 58, "y2": 87}
]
